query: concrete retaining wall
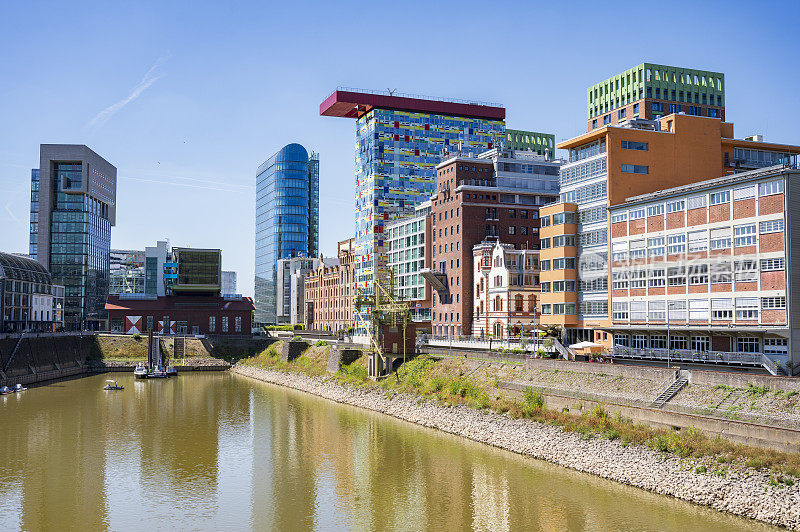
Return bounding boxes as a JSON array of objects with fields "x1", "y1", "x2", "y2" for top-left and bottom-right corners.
[
  {"x1": 502, "y1": 381, "x2": 800, "y2": 452},
  {"x1": 690, "y1": 369, "x2": 800, "y2": 392},
  {"x1": 279, "y1": 341, "x2": 308, "y2": 363},
  {"x1": 326, "y1": 346, "x2": 365, "y2": 374}
]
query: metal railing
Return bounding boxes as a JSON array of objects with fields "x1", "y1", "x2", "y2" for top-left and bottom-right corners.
[
  {"x1": 612, "y1": 346, "x2": 769, "y2": 367},
  {"x1": 419, "y1": 335, "x2": 555, "y2": 354},
  {"x1": 330, "y1": 86, "x2": 502, "y2": 108}
]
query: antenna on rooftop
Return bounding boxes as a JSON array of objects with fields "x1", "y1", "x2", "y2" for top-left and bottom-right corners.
[{"x1": 387, "y1": 88, "x2": 397, "y2": 96}]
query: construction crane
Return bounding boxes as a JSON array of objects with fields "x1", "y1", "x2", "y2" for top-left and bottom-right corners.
[{"x1": 354, "y1": 270, "x2": 412, "y2": 379}]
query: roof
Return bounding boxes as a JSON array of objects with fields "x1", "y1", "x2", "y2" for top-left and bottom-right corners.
[
  {"x1": 0, "y1": 252, "x2": 51, "y2": 284},
  {"x1": 613, "y1": 164, "x2": 799, "y2": 208},
  {"x1": 106, "y1": 294, "x2": 254, "y2": 312},
  {"x1": 320, "y1": 88, "x2": 505, "y2": 120}
]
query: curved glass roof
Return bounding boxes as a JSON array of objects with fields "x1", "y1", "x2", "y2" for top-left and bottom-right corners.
[{"x1": 0, "y1": 252, "x2": 52, "y2": 284}]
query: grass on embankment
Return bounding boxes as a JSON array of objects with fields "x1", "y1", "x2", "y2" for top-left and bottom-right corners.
[{"x1": 239, "y1": 345, "x2": 800, "y2": 480}]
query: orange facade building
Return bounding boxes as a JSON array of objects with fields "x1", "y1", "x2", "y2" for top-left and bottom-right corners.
[{"x1": 539, "y1": 113, "x2": 800, "y2": 346}]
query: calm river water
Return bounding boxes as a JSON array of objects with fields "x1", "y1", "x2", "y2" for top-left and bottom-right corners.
[{"x1": 0, "y1": 372, "x2": 772, "y2": 531}]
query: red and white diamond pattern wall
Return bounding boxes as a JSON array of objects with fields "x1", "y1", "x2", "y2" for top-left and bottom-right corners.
[{"x1": 125, "y1": 316, "x2": 142, "y2": 334}]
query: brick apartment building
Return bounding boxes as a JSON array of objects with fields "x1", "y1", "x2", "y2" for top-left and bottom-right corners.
[
  {"x1": 607, "y1": 164, "x2": 800, "y2": 373},
  {"x1": 304, "y1": 238, "x2": 356, "y2": 332},
  {"x1": 423, "y1": 154, "x2": 558, "y2": 338}
]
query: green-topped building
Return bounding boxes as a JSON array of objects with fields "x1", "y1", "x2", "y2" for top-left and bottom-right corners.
[
  {"x1": 504, "y1": 128, "x2": 555, "y2": 155},
  {"x1": 586, "y1": 63, "x2": 725, "y2": 131}
]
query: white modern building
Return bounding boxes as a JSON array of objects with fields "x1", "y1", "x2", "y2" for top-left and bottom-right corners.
[{"x1": 276, "y1": 256, "x2": 320, "y2": 325}]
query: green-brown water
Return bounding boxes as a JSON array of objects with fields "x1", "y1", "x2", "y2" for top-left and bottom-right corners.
[{"x1": 0, "y1": 372, "x2": 771, "y2": 531}]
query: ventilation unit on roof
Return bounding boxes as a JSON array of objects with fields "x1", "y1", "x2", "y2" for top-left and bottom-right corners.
[{"x1": 744, "y1": 134, "x2": 764, "y2": 142}]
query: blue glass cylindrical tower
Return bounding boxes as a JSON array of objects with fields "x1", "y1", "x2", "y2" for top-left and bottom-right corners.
[{"x1": 255, "y1": 143, "x2": 317, "y2": 324}]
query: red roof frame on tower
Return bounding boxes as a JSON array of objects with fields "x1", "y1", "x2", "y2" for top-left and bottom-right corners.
[{"x1": 320, "y1": 89, "x2": 505, "y2": 120}]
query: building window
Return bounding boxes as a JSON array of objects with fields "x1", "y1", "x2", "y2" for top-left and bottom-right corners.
[
  {"x1": 647, "y1": 204, "x2": 664, "y2": 217},
  {"x1": 630, "y1": 301, "x2": 646, "y2": 321},
  {"x1": 667, "y1": 234, "x2": 686, "y2": 254},
  {"x1": 688, "y1": 299, "x2": 709, "y2": 320},
  {"x1": 670, "y1": 336, "x2": 688, "y2": 350},
  {"x1": 222, "y1": 316, "x2": 229, "y2": 332},
  {"x1": 710, "y1": 262, "x2": 732, "y2": 284},
  {"x1": 209, "y1": 316, "x2": 216, "y2": 332},
  {"x1": 648, "y1": 302, "x2": 666, "y2": 321},
  {"x1": 235, "y1": 316, "x2": 242, "y2": 332},
  {"x1": 621, "y1": 164, "x2": 649, "y2": 174},
  {"x1": 603, "y1": 114, "x2": 611, "y2": 125},
  {"x1": 733, "y1": 224, "x2": 757, "y2": 247},
  {"x1": 650, "y1": 335, "x2": 667, "y2": 348},
  {"x1": 759, "y1": 220, "x2": 784, "y2": 234},
  {"x1": 764, "y1": 338, "x2": 788, "y2": 355},
  {"x1": 691, "y1": 336, "x2": 710, "y2": 352},
  {"x1": 733, "y1": 186, "x2": 755, "y2": 201},
  {"x1": 711, "y1": 298, "x2": 733, "y2": 319},
  {"x1": 710, "y1": 228, "x2": 732, "y2": 250},
  {"x1": 760, "y1": 258, "x2": 785, "y2": 271},
  {"x1": 735, "y1": 298, "x2": 759, "y2": 320},
  {"x1": 612, "y1": 302, "x2": 628, "y2": 320},
  {"x1": 687, "y1": 195, "x2": 707, "y2": 210},
  {"x1": 709, "y1": 191, "x2": 730, "y2": 205},
  {"x1": 668, "y1": 300, "x2": 687, "y2": 321},
  {"x1": 629, "y1": 208, "x2": 645, "y2": 220},
  {"x1": 666, "y1": 200, "x2": 684, "y2": 213},
  {"x1": 508, "y1": 226, "x2": 516, "y2": 235},
  {"x1": 737, "y1": 337, "x2": 760, "y2": 353},
  {"x1": 688, "y1": 230, "x2": 708, "y2": 252},
  {"x1": 759, "y1": 180, "x2": 784, "y2": 196},
  {"x1": 611, "y1": 212, "x2": 627, "y2": 223},
  {"x1": 762, "y1": 297, "x2": 786, "y2": 309},
  {"x1": 621, "y1": 140, "x2": 648, "y2": 151},
  {"x1": 618, "y1": 109, "x2": 626, "y2": 119},
  {"x1": 648, "y1": 268, "x2": 665, "y2": 287},
  {"x1": 734, "y1": 260, "x2": 758, "y2": 282},
  {"x1": 632, "y1": 334, "x2": 647, "y2": 348}
]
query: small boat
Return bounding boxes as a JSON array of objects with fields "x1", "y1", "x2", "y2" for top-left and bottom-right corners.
[
  {"x1": 13, "y1": 384, "x2": 26, "y2": 393},
  {"x1": 149, "y1": 366, "x2": 167, "y2": 379},
  {"x1": 0, "y1": 386, "x2": 13, "y2": 395},
  {"x1": 103, "y1": 380, "x2": 124, "y2": 390},
  {"x1": 166, "y1": 365, "x2": 178, "y2": 377},
  {"x1": 134, "y1": 364, "x2": 148, "y2": 379}
]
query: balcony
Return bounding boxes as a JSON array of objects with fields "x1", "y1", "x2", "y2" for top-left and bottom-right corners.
[{"x1": 420, "y1": 268, "x2": 447, "y2": 292}]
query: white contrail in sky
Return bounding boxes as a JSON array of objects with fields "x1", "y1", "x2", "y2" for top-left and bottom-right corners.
[
  {"x1": 5, "y1": 203, "x2": 22, "y2": 225},
  {"x1": 87, "y1": 56, "x2": 168, "y2": 129}
]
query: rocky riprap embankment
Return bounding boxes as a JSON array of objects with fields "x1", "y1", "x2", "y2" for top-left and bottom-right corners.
[{"x1": 232, "y1": 364, "x2": 800, "y2": 530}]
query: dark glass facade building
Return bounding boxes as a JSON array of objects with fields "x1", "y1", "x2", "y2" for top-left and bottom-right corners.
[
  {"x1": 30, "y1": 145, "x2": 116, "y2": 330},
  {"x1": 254, "y1": 143, "x2": 319, "y2": 324}
]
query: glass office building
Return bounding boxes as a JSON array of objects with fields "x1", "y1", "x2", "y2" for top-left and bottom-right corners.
[
  {"x1": 254, "y1": 143, "x2": 319, "y2": 324},
  {"x1": 31, "y1": 145, "x2": 116, "y2": 331}
]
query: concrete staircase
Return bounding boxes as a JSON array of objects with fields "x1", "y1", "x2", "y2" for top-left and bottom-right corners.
[
  {"x1": 713, "y1": 388, "x2": 745, "y2": 412},
  {"x1": 650, "y1": 369, "x2": 688, "y2": 408}
]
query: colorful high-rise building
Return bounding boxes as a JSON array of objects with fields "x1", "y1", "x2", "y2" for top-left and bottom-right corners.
[
  {"x1": 320, "y1": 88, "x2": 506, "y2": 326},
  {"x1": 587, "y1": 63, "x2": 725, "y2": 131},
  {"x1": 254, "y1": 143, "x2": 319, "y2": 325}
]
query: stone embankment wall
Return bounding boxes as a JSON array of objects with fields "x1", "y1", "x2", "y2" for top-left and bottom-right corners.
[
  {"x1": 231, "y1": 364, "x2": 800, "y2": 530},
  {"x1": 0, "y1": 333, "x2": 275, "y2": 386},
  {"x1": 0, "y1": 334, "x2": 99, "y2": 387}
]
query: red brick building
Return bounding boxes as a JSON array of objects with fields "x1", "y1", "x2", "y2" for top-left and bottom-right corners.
[
  {"x1": 304, "y1": 238, "x2": 356, "y2": 332},
  {"x1": 106, "y1": 294, "x2": 254, "y2": 335},
  {"x1": 424, "y1": 154, "x2": 558, "y2": 338}
]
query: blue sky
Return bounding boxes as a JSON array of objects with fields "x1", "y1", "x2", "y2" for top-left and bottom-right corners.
[{"x1": 1, "y1": 0, "x2": 798, "y2": 297}]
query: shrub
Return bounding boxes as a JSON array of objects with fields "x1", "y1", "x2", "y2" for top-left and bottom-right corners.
[
  {"x1": 695, "y1": 465, "x2": 707, "y2": 474},
  {"x1": 746, "y1": 383, "x2": 771, "y2": 397},
  {"x1": 132, "y1": 333, "x2": 141, "y2": 341},
  {"x1": 522, "y1": 387, "x2": 544, "y2": 416},
  {"x1": 315, "y1": 340, "x2": 329, "y2": 347}
]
